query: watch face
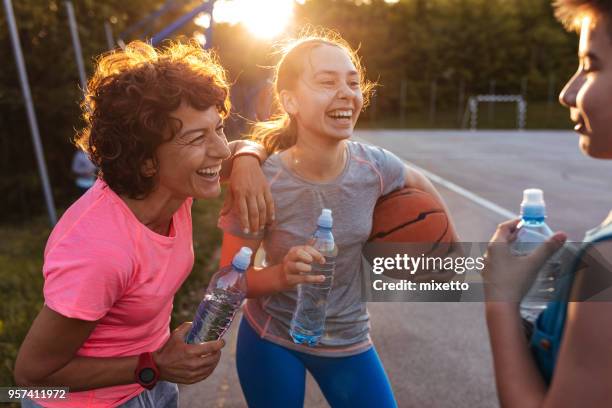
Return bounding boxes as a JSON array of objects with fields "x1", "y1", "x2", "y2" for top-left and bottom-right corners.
[{"x1": 139, "y1": 368, "x2": 155, "y2": 384}]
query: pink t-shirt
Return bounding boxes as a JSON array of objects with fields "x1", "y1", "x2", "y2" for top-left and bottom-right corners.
[{"x1": 38, "y1": 180, "x2": 194, "y2": 407}]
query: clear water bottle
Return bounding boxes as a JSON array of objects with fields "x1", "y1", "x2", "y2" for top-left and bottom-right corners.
[
  {"x1": 185, "y1": 247, "x2": 252, "y2": 344},
  {"x1": 290, "y1": 209, "x2": 338, "y2": 346},
  {"x1": 512, "y1": 189, "x2": 561, "y2": 323}
]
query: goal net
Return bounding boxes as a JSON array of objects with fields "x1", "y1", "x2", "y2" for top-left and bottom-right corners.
[{"x1": 462, "y1": 95, "x2": 527, "y2": 131}]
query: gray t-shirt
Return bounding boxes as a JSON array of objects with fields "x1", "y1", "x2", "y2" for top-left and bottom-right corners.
[{"x1": 219, "y1": 141, "x2": 406, "y2": 356}]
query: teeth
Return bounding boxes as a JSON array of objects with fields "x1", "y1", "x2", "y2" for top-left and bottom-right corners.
[
  {"x1": 196, "y1": 165, "x2": 221, "y2": 176},
  {"x1": 328, "y1": 109, "x2": 353, "y2": 119}
]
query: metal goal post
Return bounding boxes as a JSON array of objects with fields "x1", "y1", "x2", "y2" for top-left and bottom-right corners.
[{"x1": 463, "y1": 94, "x2": 527, "y2": 131}]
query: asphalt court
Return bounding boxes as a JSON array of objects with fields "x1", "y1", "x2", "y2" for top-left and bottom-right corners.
[{"x1": 181, "y1": 129, "x2": 612, "y2": 408}]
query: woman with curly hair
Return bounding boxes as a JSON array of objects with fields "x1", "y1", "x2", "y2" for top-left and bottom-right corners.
[{"x1": 13, "y1": 41, "x2": 272, "y2": 407}]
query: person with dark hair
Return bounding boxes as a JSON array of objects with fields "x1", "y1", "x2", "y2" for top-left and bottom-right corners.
[
  {"x1": 483, "y1": 1, "x2": 612, "y2": 406},
  {"x1": 13, "y1": 40, "x2": 272, "y2": 408},
  {"x1": 71, "y1": 149, "x2": 97, "y2": 196}
]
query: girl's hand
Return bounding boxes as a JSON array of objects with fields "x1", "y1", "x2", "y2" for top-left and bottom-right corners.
[
  {"x1": 482, "y1": 219, "x2": 567, "y2": 303},
  {"x1": 224, "y1": 156, "x2": 275, "y2": 234},
  {"x1": 280, "y1": 246, "x2": 327, "y2": 290}
]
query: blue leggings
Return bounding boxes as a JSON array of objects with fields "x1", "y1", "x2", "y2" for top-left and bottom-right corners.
[{"x1": 236, "y1": 318, "x2": 397, "y2": 408}]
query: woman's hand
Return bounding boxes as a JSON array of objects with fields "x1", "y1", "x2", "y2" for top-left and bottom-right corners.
[
  {"x1": 280, "y1": 245, "x2": 327, "y2": 291},
  {"x1": 224, "y1": 156, "x2": 275, "y2": 234},
  {"x1": 153, "y1": 322, "x2": 225, "y2": 385},
  {"x1": 482, "y1": 219, "x2": 567, "y2": 303}
]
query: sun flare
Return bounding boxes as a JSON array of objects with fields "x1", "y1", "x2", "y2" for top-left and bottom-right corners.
[{"x1": 213, "y1": 0, "x2": 295, "y2": 39}]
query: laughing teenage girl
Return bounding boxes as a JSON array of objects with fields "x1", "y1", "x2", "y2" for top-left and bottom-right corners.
[{"x1": 218, "y1": 32, "x2": 458, "y2": 407}]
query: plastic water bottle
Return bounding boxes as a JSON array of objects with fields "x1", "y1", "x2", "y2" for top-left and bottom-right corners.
[
  {"x1": 185, "y1": 247, "x2": 252, "y2": 344},
  {"x1": 290, "y1": 209, "x2": 338, "y2": 346},
  {"x1": 512, "y1": 189, "x2": 561, "y2": 323}
]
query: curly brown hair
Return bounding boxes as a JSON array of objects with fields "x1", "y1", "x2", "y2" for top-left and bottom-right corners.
[{"x1": 76, "y1": 40, "x2": 231, "y2": 199}]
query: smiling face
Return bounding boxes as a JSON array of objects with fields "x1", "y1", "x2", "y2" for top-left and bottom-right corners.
[
  {"x1": 153, "y1": 103, "x2": 231, "y2": 200},
  {"x1": 559, "y1": 14, "x2": 612, "y2": 159},
  {"x1": 281, "y1": 44, "x2": 364, "y2": 143}
]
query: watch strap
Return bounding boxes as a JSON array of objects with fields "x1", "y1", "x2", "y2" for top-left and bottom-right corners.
[{"x1": 135, "y1": 351, "x2": 160, "y2": 390}]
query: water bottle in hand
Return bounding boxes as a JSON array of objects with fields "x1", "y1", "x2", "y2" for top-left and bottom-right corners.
[
  {"x1": 185, "y1": 247, "x2": 252, "y2": 344},
  {"x1": 290, "y1": 209, "x2": 338, "y2": 346},
  {"x1": 512, "y1": 189, "x2": 562, "y2": 323}
]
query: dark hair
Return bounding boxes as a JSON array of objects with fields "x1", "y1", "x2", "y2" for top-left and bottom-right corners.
[
  {"x1": 250, "y1": 29, "x2": 375, "y2": 155},
  {"x1": 76, "y1": 40, "x2": 230, "y2": 199},
  {"x1": 554, "y1": 0, "x2": 612, "y2": 36}
]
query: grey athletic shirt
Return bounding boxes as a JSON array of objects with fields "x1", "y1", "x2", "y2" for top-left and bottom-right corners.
[{"x1": 218, "y1": 140, "x2": 406, "y2": 357}]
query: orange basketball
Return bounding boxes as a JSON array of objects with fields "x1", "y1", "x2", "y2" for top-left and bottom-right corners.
[
  {"x1": 367, "y1": 187, "x2": 457, "y2": 281},
  {"x1": 369, "y1": 187, "x2": 455, "y2": 246}
]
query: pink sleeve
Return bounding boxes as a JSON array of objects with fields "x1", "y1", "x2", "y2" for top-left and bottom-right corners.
[{"x1": 43, "y1": 240, "x2": 132, "y2": 321}]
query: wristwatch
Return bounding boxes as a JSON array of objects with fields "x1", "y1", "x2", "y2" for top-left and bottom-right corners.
[{"x1": 134, "y1": 352, "x2": 160, "y2": 390}]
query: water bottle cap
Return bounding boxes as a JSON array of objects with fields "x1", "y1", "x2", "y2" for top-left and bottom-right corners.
[
  {"x1": 520, "y1": 188, "x2": 546, "y2": 219},
  {"x1": 522, "y1": 189, "x2": 544, "y2": 206},
  {"x1": 232, "y1": 247, "x2": 253, "y2": 271},
  {"x1": 317, "y1": 208, "x2": 333, "y2": 228}
]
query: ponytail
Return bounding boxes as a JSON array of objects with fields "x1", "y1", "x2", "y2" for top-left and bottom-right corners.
[{"x1": 250, "y1": 113, "x2": 297, "y2": 155}]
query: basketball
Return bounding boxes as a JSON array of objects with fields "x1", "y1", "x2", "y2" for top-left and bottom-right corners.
[
  {"x1": 369, "y1": 187, "x2": 455, "y2": 247},
  {"x1": 367, "y1": 187, "x2": 456, "y2": 280}
]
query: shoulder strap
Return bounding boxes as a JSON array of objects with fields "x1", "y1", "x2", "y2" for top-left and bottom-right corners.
[{"x1": 530, "y1": 226, "x2": 612, "y2": 383}]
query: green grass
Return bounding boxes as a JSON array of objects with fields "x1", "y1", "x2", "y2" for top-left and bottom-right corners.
[
  {"x1": 0, "y1": 196, "x2": 225, "y2": 388},
  {"x1": 0, "y1": 218, "x2": 50, "y2": 388},
  {"x1": 359, "y1": 100, "x2": 573, "y2": 130}
]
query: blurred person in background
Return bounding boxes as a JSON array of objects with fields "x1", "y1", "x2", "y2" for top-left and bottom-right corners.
[{"x1": 71, "y1": 149, "x2": 97, "y2": 195}]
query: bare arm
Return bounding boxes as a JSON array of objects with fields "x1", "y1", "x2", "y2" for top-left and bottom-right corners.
[
  {"x1": 220, "y1": 231, "x2": 272, "y2": 298},
  {"x1": 487, "y1": 269, "x2": 612, "y2": 407},
  {"x1": 485, "y1": 224, "x2": 612, "y2": 407},
  {"x1": 219, "y1": 140, "x2": 267, "y2": 182},
  {"x1": 220, "y1": 140, "x2": 274, "y2": 234},
  {"x1": 14, "y1": 306, "x2": 224, "y2": 391},
  {"x1": 486, "y1": 303, "x2": 547, "y2": 408},
  {"x1": 14, "y1": 307, "x2": 111, "y2": 390},
  {"x1": 221, "y1": 232, "x2": 325, "y2": 298}
]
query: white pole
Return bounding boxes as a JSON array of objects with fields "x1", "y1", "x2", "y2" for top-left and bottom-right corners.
[
  {"x1": 104, "y1": 21, "x2": 114, "y2": 51},
  {"x1": 518, "y1": 99, "x2": 527, "y2": 131},
  {"x1": 65, "y1": 1, "x2": 87, "y2": 92},
  {"x1": 469, "y1": 97, "x2": 478, "y2": 131},
  {"x1": 3, "y1": 0, "x2": 57, "y2": 225}
]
